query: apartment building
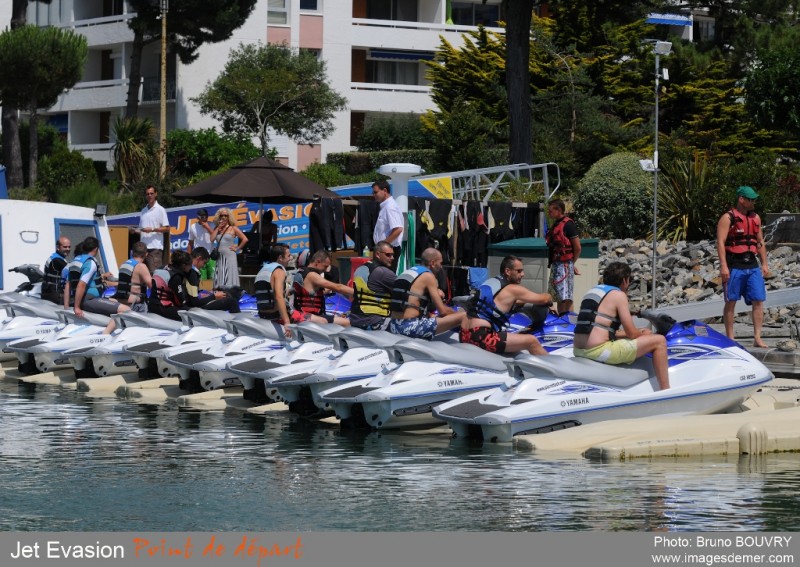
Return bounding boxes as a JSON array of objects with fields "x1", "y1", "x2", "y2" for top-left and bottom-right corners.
[{"x1": 6, "y1": 0, "x2": 504, "y2": 171}]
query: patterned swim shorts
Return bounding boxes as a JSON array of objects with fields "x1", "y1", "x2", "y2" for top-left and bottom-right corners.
[
  {"x1": 387, "y1": 316, "x2": 438, "y2": 340},
  {"x1": 459, "y1": 326, "x2": 508, "y2": 353}
]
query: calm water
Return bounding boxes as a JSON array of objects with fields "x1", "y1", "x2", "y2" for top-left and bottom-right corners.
[{"x1": 1, "y1": 378, "x2": 799, "y2": 532}]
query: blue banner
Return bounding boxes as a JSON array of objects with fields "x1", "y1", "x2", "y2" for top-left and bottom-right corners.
[{"x1": 107, "y1": 201, "x2": 313, "y2": 254}]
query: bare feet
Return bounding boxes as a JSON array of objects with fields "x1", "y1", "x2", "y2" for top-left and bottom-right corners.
[{"x1": 753, "y1": 341, "x2": 768, "y2": 348}]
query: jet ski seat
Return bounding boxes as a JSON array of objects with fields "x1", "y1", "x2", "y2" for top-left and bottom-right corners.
[
  {"x1": 113, "y1": 311, "x2": 183, "y2": 332},
  {"x1": 508, "y1": 354, "x2": 652, "y2": 388},
  {"x1": 390, "y1": 340, "x2": 509, "y2": 372},
  {"x1": 224, "y1": 317, "x2": 285, "y2": 341},
  {"x1": 57, "y1": 310, "x2": 111, "y2": 328},
  {"x1": 182, "y1": 308, "x2": 237, "y2": 329},
  {"x1": 292, "y1": 321, "x2": 345, "y2": 344},
  {"x1": 333, "y1": 327, "x2": 405, "y2": 351},
  {"x1": 5, "y1": 301, "x2": 61, "y2": 320}
]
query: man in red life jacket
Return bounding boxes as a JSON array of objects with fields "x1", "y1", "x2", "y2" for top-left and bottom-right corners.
[
  {"x1": 546, "y1": 199, "x2": 581, "y2": 314},
  {"x1": 715, "y1": 186, "x2": 770, "y2": 348}
]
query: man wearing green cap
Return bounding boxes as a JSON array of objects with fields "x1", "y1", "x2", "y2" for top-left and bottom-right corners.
[{"x1": 715, "y1": 186, "x2": 769, "y2": 347}]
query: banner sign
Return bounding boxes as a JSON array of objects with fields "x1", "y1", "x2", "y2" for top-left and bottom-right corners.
[{"x1": 107, "y1": 201, "x2": 313, "y2": 254}]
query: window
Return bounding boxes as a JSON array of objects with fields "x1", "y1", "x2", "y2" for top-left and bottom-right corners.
[
  {"x1": 268, "y1": 0, "x2": 288, "y2": 25},
  {"x1": 300, "y1": 0, "x2": 319, "y2": 10},
  {"x1": 366, "y1": 60, "x2": 420, "y2": 85},
  {"x1": 366, "y1": 0, "x2": 417, "y2": 22},
  {"x1": 693, "y1": 18, "x2": 715, "y2": 42},
  {"x1": 452, "y1": 2, "x2": 501, "y2": 26}
]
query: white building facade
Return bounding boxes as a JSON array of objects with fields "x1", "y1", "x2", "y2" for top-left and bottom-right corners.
[{"x1": 2, "y1": 0, "x2": 504, "y2": 171}]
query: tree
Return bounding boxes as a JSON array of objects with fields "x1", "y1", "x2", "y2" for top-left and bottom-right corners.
[
  {"x1": 1, "y1": 0, "x2": 53, "y2": 189},
  {"x1": 193, "y1": 43, "x2": 347, "y2": 156},
  {"x1": 0, "y1": 25, "x2": 87, "y2": 187},
  {"x1": 112, "y1": 116, "x2": 158, "y2": 193},
  {"x1": 167, "y1": 128, "x2": 260, "y2": 178},
  {"x1": 124, "y1": 0, "x2": 257, "y2": 118},
  {"x1": 502, "y1": 0, "x2": 534, "y2": 164},
  {"x1": 744, "y1": 43, "x2": 800, "y2": 140}
]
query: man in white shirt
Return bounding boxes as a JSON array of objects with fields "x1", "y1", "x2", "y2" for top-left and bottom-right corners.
[
  {"x1": 136, "y1": 185, "x2": 171, "y2": 273},
  {"x1": 372, "y1": 180, "x2": 404, "y2": 271}
]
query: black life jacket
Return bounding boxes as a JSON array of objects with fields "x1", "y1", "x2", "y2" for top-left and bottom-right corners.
[
  {"x1": 389, "y1": 266, "x2": 432, "y2": 316},
  {"x1": 42, "y1": 252, "x2": 67, "y2": 297},
  {"x1": 66, "y1": 254, "x2": 89, "y2": 305},
  {"x1": 575, "y1": 285, "x2": 622, "y2": 341},
  {"x1": 254, "y1": 262, "x2": 285, "y2": 315},
  {"x1": 113, "y1": 258, "x2": 146, "y2": 301}
]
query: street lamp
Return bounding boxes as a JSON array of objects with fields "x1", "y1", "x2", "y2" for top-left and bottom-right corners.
[
  {"x1": 159, "y1": 0, "x2": 169, "y2": 180},
  {"x1": 650, "y1": 40, "x2": 671, "y2": 310}
]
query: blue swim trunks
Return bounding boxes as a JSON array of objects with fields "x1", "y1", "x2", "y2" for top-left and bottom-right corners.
[
  {"x1": 388, "y1": 316, "x2": 438, "y2": 340},
  {"x1": 725, "y1": 267, "x2": 766, "y2": 306}
]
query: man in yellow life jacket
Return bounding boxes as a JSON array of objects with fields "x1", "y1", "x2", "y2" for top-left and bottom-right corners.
[
  {"x1": 716, "y1": 185, "x2": 769, "y2": 348},
  {"x1": 350, "y1": 240, "x2": 396, "y2": 330}
]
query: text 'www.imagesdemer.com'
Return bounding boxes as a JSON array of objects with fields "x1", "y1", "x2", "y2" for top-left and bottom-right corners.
[{"x1": 651, "y1": 536, "x2": 795, "y2": 566}]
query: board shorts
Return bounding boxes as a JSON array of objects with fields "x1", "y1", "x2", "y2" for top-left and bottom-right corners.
[
  {"x1": 81, "y1": 296, "x2": 121, "y2": 316},
  {"x1": 573, "y1": 339, "x2": 637, "y2": 365},
  {"x1": 459, "y1": 326, "x2": 508, "y2": 354},
  {"x1": 388, "y1": 316, "x2": 438, "y2": 340},
  {"x1": 549, "y1": 261, "x2": 574, "y2": 303},
  {"x1": 725, "y1": 267, "x2": 766, "y2": 306},
  {"x1": 289, "y1": 310, "x2": 334, "y2": 324}
]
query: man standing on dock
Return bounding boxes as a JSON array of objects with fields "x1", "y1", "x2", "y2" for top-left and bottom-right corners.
[
  {"x1": 716, "y1": 186, "x2": 769, "y2": 348},
  {"x1": 136, "y1": 185, "x2": 171, "y2": 273}
]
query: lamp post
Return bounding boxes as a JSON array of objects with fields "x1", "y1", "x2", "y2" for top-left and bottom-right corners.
[
  {"x1": 650, "y1": 40, "x2": 671, "y2": 310},
  {"x1": 159, "y1": 0, "x2": 168, "y2": 180}
]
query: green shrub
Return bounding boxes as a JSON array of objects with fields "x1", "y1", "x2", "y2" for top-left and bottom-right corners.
[
  {"x1": 300, "y1": 162, "x2": 378, "y2": 188},
  {"x1": 572, "y1": 152, "x2": 653, "y2": 239},
  {"x1": 356, "y1": 113, "x2": 431, "y2": 151},
  {"x1": 167, "y1": 128, "x2": 261, "y2": 177},
  {"x1": 326, "y1": 149, "x2": 438, "y2": 176},
  {"x1": 37, "y1": 147, "x2": 100, "y2": 202}
]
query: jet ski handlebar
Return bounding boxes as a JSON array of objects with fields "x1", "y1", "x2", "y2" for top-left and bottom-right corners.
[{"x1": 637, "y1": 309, "x2": 678, "y2": 335}]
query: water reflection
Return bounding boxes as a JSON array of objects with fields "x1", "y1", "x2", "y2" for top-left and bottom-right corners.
[{"x1": 0, "y1": 379, "x2": 799, "y2": 532}]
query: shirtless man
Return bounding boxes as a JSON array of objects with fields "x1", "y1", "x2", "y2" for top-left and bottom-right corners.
[
  {"x1": 460, "y1": 255, "x2": 553, "y2": 355},
  {"x1": 572, "y1": 261, "x2": 670, "y2": 390},
  {"x1": 291, "y1": 250, "x2": 353, "y2": 326},
  {"x1": 387, "y1": 248, "x2": 465, "y2": 340}
]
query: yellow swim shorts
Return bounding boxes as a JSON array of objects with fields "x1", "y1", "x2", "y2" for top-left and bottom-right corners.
[{"x1": 573, "y1": 339, "x2": 637, "y2": 365}]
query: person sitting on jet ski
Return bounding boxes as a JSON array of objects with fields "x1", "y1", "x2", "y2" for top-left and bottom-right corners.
[
  {"x1": 111, "y1": 241, "x2": 152, "y2": 312},
  {"x1": 185, "y1": 248, "x2": 241, "y2": 313},
  {"x1": 291, "y1": 249, "x2": 353, "y2": 326},
  {"x1": 573, "y1": 261, "x2": 670, "y2": 390},
  {"x1": 148, "y1": 250, "x2": 193, "y2": 321},
  {"x1": 460, "y1": 255, "x2": 553, "y2": 355},
  {"x1": 42, "y1": 236, "x2": 71, "y2": 305},
  {"x1": 254, "y1": 244, "x2": 294, "y2": 338},
  {"x1": 387, "y1": 248, "x2": 465, "y2": 340},
  {"x1": 73, "y1": 236, "x2": 130, "y2": 333},
  {"x1": 350, "y1": 240, "x2": 396, "y2": 331}
]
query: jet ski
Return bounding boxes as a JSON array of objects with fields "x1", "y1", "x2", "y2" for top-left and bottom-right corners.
[
  {"x1": 122, "y1": 309, "x2": 237, "y2": 380},
  {"x1": 317, "y1": 309, "x2": 575, "y2": 430},
  {"x1": 0, "y1": 300, "x2": 64, "y2": 354},
  {"x1": 432, "y1": 312, "x2": 775, "y2": 443},
  {"x1": 63, "y1": 311, "x2": 184, "y2": 377},
  {"x1": 6, "y1": 310, "x2": 112, "y2": 374}
]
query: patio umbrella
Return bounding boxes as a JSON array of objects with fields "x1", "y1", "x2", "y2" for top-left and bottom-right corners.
[{"x1": 173, "y1": 156, "x2": 340, "y2": 250}]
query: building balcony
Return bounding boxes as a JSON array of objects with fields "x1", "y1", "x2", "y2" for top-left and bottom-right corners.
[
  {"x1": 71, "y1": 143, "x2": 115, "y2": 168},
  {"x1": 57, "y1": 14, "x2": 135, "y2": 48},
  {"x1": 140, "y1": 76, "x2": 177, "y2": 105},
  {"x1": 351, "y1": 18, "x2": 502, "y2": 52},
  {"x1": 349, "y1": 82, "x2": 432, "y2": 113},
  {"x1": 51, "y1": 79, "x2": 129, "y2": 112}
]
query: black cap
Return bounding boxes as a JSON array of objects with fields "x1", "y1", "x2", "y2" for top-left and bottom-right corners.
[{"x1": 197, "y1": 208, "x2": 208, "y2": 217}]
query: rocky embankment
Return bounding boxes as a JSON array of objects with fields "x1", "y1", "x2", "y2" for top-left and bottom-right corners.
[{"x1": 600, "y1": 239, "x2": 800, "y2": 327}]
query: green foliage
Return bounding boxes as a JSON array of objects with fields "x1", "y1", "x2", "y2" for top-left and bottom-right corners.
[
  {"x1": 193, "y1": 42, "x2": 347, "y2": 155},
  {"x1": 300, "y1": 163, "x2": 377, "y2": 188},
  {"x1": 356, "y1": 114, "x2": 431, "y2": 151},
  {"x1": 112, "y1": 116, "x2": 158, "y2": 192},
  {"x1": 37, "y1": 146, "x2": 99, "y2": 202},
  {"x1": 57, "y1": 180, "x2": 139, "y2": 216},
  {"x1": 0, "y1": 25, "x2": 87, "y2": 112},
  {"x1": 744, "y1": 42, "x2": 800, "y2": 140},
  {"x1": 326, "y1": 150, "x2": 439, "y2": 176},
  {"x1": 572, "y1": 152, "x2": 653, "y2": 239},
  {"x1": 658, "y1": 151, "x2": 721, "y2": 242},
  {"x1": 167, "y1": 128, "x2": 261, "y2": 178}
]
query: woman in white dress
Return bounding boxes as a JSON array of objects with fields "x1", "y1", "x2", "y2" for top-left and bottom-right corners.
[{"x1": 210, "y1": 208, "x2": 249, "y2": 288}]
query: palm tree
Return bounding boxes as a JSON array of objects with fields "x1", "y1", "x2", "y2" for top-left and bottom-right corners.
[{"x1": 111, "y1": 116, "x2": 157, "y2": 193}]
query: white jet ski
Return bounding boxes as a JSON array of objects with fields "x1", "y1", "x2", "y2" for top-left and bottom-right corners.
[
  {"x1": 432, "y1": 313, "x2": 775, "y2": 443},
  {"x1": 163, "y1": 316, "x2": 290, "y2": 393},
  {"x1": 63, "y1": 311, "x2": 184, "y2": 377},
  {"x1": 0, "y1": 300, "x2": 64, "y2": 352},
  {"x1": 6, "y1": 310, "x2": 112, "y2": 374},
  {"x1": 226, "y1": 321, "x2": 345, "y2": 405},
  {"x1": 122, "y1": 309, "x2": 238, "y2": 380}
]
